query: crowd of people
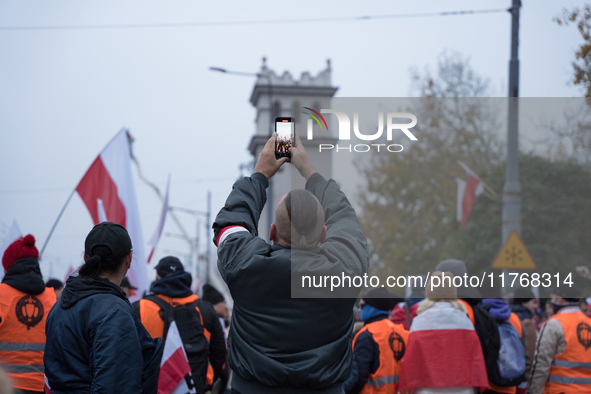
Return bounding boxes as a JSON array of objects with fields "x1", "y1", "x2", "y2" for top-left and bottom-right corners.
[
  {"x1": 347, "y1": 261, "x2": 591, "y2": 394},
  {"x1": 0, "y1": 134, "x2": 590, "y2": 394}
]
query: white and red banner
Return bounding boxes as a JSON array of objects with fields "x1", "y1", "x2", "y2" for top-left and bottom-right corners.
[
  {"x1": 76, "y1": 129, "x2": 148, "y2": 301},
  {"x1": 456, "y1": 160, "x2": 484, "y2": 226},
  {"x1": 147, "y1": 175, "x2": 170, "y2": 263},
  {"x1": 399, "y1": 303, "x2": 488, "y2": 390},
  {"x1": 0, "y1": 220, "x2": 22, "y2": 281},
  {"x1": 44, "y1": 374, "x2": 51, "y2": 393},
  {"x1": 158, "y1": 321, "x2": 196, "y2": 394}
]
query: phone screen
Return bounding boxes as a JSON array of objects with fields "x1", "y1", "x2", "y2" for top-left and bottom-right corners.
[{"x1": 275, "y1": 119, "x2": 294, "y2": 158}]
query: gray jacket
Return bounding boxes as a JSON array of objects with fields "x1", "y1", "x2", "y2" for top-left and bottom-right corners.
[
  {"x1": 528, "y1": 307, "x2": 580, "y2": 394},
  {"x1": 213, "y1": 172, "x2": 368, "y2": 394}
]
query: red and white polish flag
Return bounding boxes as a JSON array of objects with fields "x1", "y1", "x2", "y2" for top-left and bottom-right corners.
[
  {"x1": 456, "y1": 160, "x2": 484, "y2": 226},
  {"x1": 399, "y1": 304, "x2": 488, "y2": 390},
  {"x1": 44, "y1": 374, "x2": 51, "y2": 393},
  {"x1": 158, "y1": 321, "x2": 196, "y2": 394},
  {"x1": 76, "y1": 129, "x2": 148, "y2": 302},
  {"x1": 147, "y1": 175, "x2": 170, "y2": 263}
]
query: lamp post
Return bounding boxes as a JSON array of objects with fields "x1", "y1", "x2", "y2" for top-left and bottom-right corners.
[
  {"x1": 210, "y1": 64, "x2": 275, "y2": 239},
  {"x1": 501, "y1": 0, "x2": 521, "y2": 295}
]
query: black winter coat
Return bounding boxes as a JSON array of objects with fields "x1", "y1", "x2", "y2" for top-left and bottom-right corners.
[
  {"x1": 213, "y1": 172, "x2": 368, "y2": 394},
  {"x1": 44, "y1": 275, "x2": 163, "y2": 394}
]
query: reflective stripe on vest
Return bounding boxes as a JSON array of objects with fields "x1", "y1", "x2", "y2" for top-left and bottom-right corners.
[
  {"x1": 367, "y1": 374, "x2": 399, "y2": 386},
  {"x1": 353, "y1": 318, "x2": 408, "y2": 394},
  {"x1": 552, "y1": 359, "x2": 591, "y2": 369},
  {"x1": 547, "y1": 375, "x2": 591, "y2": 384},
  {"x1": 544, "y1": 311, "x2": 591, "y2": 394},
  {"x1": 0, "y1": 342, "x2": 45, "y2": 352},
  {"x1": 3, "y1": 364, "x2": 44, "y2": 374},
  {"x1": 0, "y1": 283, "x2": 56, "y2": 392}
]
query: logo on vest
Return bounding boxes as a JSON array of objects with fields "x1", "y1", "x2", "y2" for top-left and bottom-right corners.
[
  {"x1": 577, "y1": 322, "x2": 591, "y2": 350},
  {"x1": 15, "y1": 295, "x2": 44, "y2": 330},
  {"x1": 389, "y1": 332, "x2": 405, "y2": 361}
]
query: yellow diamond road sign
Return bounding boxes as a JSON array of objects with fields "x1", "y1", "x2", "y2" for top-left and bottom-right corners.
[{"x1": 491, "y1": 231, "x2": 537, "y2": 270}]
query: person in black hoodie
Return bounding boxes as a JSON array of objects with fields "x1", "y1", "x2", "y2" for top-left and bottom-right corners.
[
  {"x1": 0, "y1": 234, "x2": 56, "y2": 394},
  {"x1": 43, "y1": 222, "x2": 163, "y2": 394},
  {"x1": 133, "y1": 256, "x2": 227, "y2": 394}
]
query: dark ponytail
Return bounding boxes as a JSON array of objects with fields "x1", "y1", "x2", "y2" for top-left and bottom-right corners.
[{"x1": 79, "y1": 245, "x2": 128, "y2": 279}]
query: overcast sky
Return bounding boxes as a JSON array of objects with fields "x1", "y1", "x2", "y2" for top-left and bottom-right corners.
[{"x1": 0, "y1": 0, "x2": 586, "y2": 285}]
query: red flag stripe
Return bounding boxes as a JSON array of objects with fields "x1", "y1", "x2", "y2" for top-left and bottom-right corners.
[
  {"x1": 76, "y1": 156, "x2": 127, "y2": 227},
  {"x1": 216, "y1": 225, "x2": 248, "y2": 246},
  {"x1": 458, "y1": 173, "x2": 481, "y2": 226},
  {"x1": 399, "y1": 329, "x2": 488, "y2": 390},
  {"x1": 158, "y1": 347, "x2": 191, "y2": 394}
]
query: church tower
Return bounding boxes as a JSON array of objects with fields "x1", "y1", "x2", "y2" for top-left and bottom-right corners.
[{"x1": 248, "y1": 58, "x2": 338, "y2": 241}]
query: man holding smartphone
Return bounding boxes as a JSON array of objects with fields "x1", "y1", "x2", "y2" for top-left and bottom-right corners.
[{"x1": 213, "y1": 133, "x2": 368, "y2": 394}]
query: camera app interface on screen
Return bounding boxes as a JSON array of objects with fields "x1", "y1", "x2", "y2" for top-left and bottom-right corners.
[{"x1": 276, "y1": 121, "x2": 293, "y2": 158}]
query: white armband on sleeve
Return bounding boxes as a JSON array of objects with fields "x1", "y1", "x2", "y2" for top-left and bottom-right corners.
[{"x1": 216, "y1": 225, "x2": 249, "y2": 247}]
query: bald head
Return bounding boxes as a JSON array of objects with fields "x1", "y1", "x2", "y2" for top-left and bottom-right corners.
[{"x1": 273, "y1": 189, "x2": 326, "y2": 250}]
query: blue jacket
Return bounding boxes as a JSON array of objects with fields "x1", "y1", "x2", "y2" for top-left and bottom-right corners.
[{"x1": 44, "y1": 275, "x2": 163, "y2": 394}]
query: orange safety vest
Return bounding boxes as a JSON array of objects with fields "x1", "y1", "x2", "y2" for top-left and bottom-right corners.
[
  {"x1": 488, "y1": 312, "x2": 523, "y2": 394},
  {"x1": 0, "y1": 283, "x2": 56, "y2": 391},
  {"x1": 138, "y1": 294, "x2": 214, "y2": 386},
  {"x1": 543, "y1": 310, "x2": 591, "y2": 394},
  {"x1": 353, "y1": 318, "x2": 408, "y2": 394}
]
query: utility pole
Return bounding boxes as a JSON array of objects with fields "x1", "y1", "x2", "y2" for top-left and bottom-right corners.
[{"x1": 502, "y1": 0, "x2": 521, "y2": 293}]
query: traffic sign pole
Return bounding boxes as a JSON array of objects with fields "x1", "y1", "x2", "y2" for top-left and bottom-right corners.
[{"x1": 501, "y1": 0, "x2": 522, "y2": 296}]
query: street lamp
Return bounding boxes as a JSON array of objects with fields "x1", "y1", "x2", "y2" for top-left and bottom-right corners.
[{"x1": 209, "y1": 65, "x2": 274, "y2": 135}]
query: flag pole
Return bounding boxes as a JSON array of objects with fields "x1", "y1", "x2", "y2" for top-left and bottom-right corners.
[{"x1": 39, "y1": 188, "x2": 77, "y2": 260}]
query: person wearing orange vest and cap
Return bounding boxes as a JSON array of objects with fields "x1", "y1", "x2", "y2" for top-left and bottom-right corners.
[
  {"x1": 133, "y1": 256, "x2": 227, "y2": 394},
  {"x1": 0, "y1": 235, "x2": 56, "y2": 394},
  {"x1": 344, "y1": 288, "x2": 408, "y2": 394},
  {"x1": 528, "y1": 284, "x2": 591, "y2": 393}
]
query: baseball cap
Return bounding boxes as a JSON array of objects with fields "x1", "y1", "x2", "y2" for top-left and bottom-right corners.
[
  {"x1": 84, "y1": 222, "x2": 132, "y2": 258},
  {"x1": 155, "y1": 256, "x2": 184, "y2": 277},
  {"x1": 120, "y1": 277, "x2": 137, "y2": 290},
  {"x1": 46, "y1": 279, "x2": 64, "y2": 290},
  {"x1": 362, "y1": 287, "x2": 402, "y2": 311}
]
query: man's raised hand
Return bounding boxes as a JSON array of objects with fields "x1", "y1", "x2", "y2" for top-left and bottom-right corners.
[
  {"x1": 291, "y1": 133, "x2": 316, "y2": 181},
  {"x1": 254, "y1": 133, "x2": 289, "y2": 179}
]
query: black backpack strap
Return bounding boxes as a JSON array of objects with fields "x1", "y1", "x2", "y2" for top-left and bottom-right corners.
[
  {"x1": 145, "y1": 295, "x2": 175, "y2": 340},
  {"x1": 403, "y1": 302, "x2": 412, "y2": 327},
  {"x1": 131, "y1": 300, "x2": 141, "y2": 317}
]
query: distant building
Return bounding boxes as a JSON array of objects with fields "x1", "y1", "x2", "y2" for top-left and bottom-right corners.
[{"x1": 248, "y1": 58, "x2": 338, "y2": 240}]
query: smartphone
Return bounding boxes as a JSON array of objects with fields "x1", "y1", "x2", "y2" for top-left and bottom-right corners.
[{"x1": 275, "y1": 117, "x2": 295, "y2": 159}]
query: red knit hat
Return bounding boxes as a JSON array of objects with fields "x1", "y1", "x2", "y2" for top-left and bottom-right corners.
[{"x1": 2, "y1": 234, "x2": 39, "y2": 272}]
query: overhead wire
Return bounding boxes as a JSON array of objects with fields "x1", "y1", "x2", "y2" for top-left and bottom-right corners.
[{"x1": 0, "y1": 8, "x2": 507, "y2": 31}]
